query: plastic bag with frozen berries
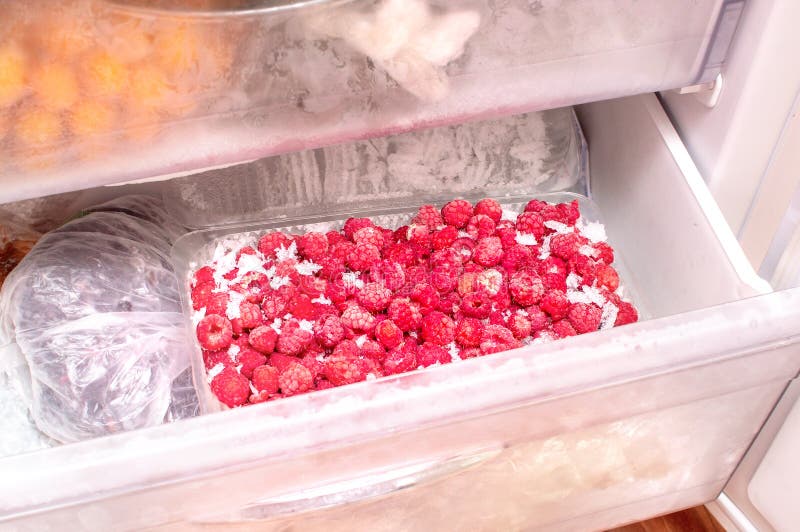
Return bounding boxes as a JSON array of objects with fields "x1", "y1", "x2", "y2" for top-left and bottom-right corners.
[{"x1": 0, "y1": 195, "x2": 198, "y2": 443}]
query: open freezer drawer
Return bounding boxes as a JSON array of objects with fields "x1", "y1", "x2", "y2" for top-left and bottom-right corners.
[{"x1": 1, "y1": 94, "x2": 799, "y2": 532}]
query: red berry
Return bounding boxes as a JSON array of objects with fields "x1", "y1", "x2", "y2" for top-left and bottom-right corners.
[
  {"x1": 457, "y1": 271, "x2": 478, "y2": 296},
  {"x1": 196, "y1": 314, "x2": 233, "y2": 351},
  {"x1": 476, "y1": 268, "x2": 504, "y2": 296},
  {"x1": 316, "y1": 379, "x2": 335, "y2": 391},
  {"x1": 568, "y1": 303, "x2": 602, "y2": 334},
  {"x1": 289, "y1": 293, "x2": 317, "y2": 320},
  {"x1": 375, "y1": 319, "x2": 404, "y2": 349},
  {"x1": 435, "y1": 292, "x2": 461, "y2": 315},
  {"x1": 527, "y1": 306, "x2": 550, "y2": 332},
  {"x1": 540, "y1": 290, "x2": 570, "y2": 320},
  {"x1": 269, "y1": 353, "x2": 297, "y2": 373},
  {"x1": 406, "y1": 224, "x2": 431, "y2": 248},
  {"x1": 466, "y1": 214, "x2": 496, "y2": 240},
  {"x1": 615, "y1": 300, "x2": 639, "y2": 326},
  {"x1": 340, "y1": 303, "x2": 376, "y2": 332},
  {"x1": 441, "y1": 199, "x2": 473, "y2": 228},
  {"x1": 388, "y1": 298, "x2": 423, "y2": 332},
  {"x1": 299, "y1": 352, "x2": 324, "y2": 380},
  {"x1": 357, "y1": 282, "x2": 393, "y2": 312},
  {"x1": 371, "y1": 259, "x2": 407, "y2": 290},
  {"x1": 524, "y1": 199, "x2": 548, "y2": 213},
  {"x1": 276, "y1": 321, "x2": 313, "y2": 355},
  {"x1": 473, "y1": 236, "x2": 503, "y2": 267},
  {"x1": 541, "y1": 272, "x2": 567, "y2": 291},
  {"x1": 595, "y1": 264, "x2": 620, "y2": 291},
  {"x1": 509, "y1": 270, "x2": 545, "y2": 306},
  {"x1": 558, "y1": 200, "x2": 581, "y2": 225},
  {"x1": 194, "y1": 266, "x2": 215, "y2": 285},
  {"x1": 318, "y1": 256, "x2": 346, "y2": 281},
  {"x1": 552, "y1": 320, "x2": 578, "y2": 338},
  {"x1": 361, "y1": 339, "x2": 387, "y2": 362},
  {"x1": 417, "y1": 343, "x2": 452, "y2": 367},
  {"x1": 383, "y1": 340, "x2": 418, "y2": 375},
  {"x1": 420, "y1": 311, "x2": 456, "y2": 345},
  {"x1": 330, "y1": 241, "x2": 356, "y2": 262},
  {"x1": 237, "y1": 348, "x2": 267, "y2": 379},
  {"x1": 516, "y1": 212, "x2": 545, "y2": 239},
  {"x1": 343, "y1": 218, "x2": 373, "y2": 240},
  {"x1": 203, "y1": 349, "x2": 233, "y2": 370},
  {"x1": 258, "y1": 232, "x2": 291, "y2": 258},
  {"x1": 549, "y1": 233, "x2": 582, "y2": 260},
  {"x1": 460, "y1": 291, "x2": 492, "y2": 319},
  {"x1": 455, "y1": 317, "x2": 483, "y2": 347},
  {"x1": 261, "y1": 292, "x2": 288, "y2": 321},
  {"x1": 326, "y1": 230, "x2": 347, "y2": 246},
  {"x1": 324, "y1": 353, "x2": 369, "y2": 386},
  {"x1": 353, "y1": 226, "x2": 386, "y2": 249},
  {"x1": 431, "y1": 225, "x2": 458, "y2": 250},
  {"x1": 210, "y1": 367, "x2": 250, "y2": 408},
  {"x1": 205, "y1": 292, "x2": 229, "y2": 317},
  {"x1": 411, "y1": 282, "x2": 440, "y2": 310},
  {"x1": 480, "y1": 324, "x2": 520, "y2": 355},
  {"x1": 538, "y1": 256, "x2": 567, "y2": 277},
  {"x1": 347, "y1": 243, "x2": 381, "y2": 271},
  {"x1": 413, "y1": 205, "x2": 445, "y2": 229},
  {"x1": 314, "y1": 315, "x2": 345, "y2": 348},
  {"x1": 239, "y1": 301, "x2": 262, "y2": 329},
  {"x1": 474, "y1": 198, "x2": 502, "y2": 223},
  {"x1": 279, "y1": 363, "x2": 314, "y2": 396},
  {"x1": 501, "y1": 244, "x2": 532, "y2": 273},
  {"x1": 252, "y1": 365, "x2": 280, "y2": 395},
  {"x1": 507, "y1": 311, "x2": 532, "y2": 340},
  {"x1": 191, "y1": 281, "x2": 215, "y2": 311},
  {"x1": 249, "y1": 325, "x2": 278, "y2": 354},
  {"x1": 297, "y1": 232, "x2": 329, "y2": 261},
  {"x1": 593, "y1": 242, "x2": 615, "y2": 264},
  {"x1": 451, "y1": 237, "x2": 475, "y2": 261},
  {"x1": 460, "y1": 347, "x2": 482, "y2": 359}
]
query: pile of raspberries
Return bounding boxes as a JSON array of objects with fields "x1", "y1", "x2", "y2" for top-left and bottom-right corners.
[{"x1": 191, "y1": 198, "x2": 638, "y2": 407}]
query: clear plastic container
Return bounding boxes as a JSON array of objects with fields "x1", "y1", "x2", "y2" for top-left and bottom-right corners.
[
  {"x1": 0, "y1": 0, "x2": 740, "y2": 203},
  {"x1": 171, "y1": 192, "x2": 644, "y2": 413}
]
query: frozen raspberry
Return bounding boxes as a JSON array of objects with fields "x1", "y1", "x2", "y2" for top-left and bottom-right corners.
[
  {"x1": 361, "y1": 339, "x2": 387, "y2": 362},
  {"x1": 526, "y1": 306, "x2": 550, "y2": 332},
  {"x1": 340, "y1": 303, "x2": 376, "y2": 332},
  {"x1": 420, "y1": 311, "x2": 456, "y2": 345},
  {"x1": 476, "y1": 268, "x2": 504, "y2": 296},
  {"x1": 466, "y1": 214, "x2": 496, "y2": 240},
  {"x1": 492, "y1": 286, "x2": 512, "y2": 311},
  {"x1": 317, "y1": 256, "x2": 346, "y2": 281},
  {"x1": 191, "y1": 281, "x2": 214, "y2": 311},
  {"x1": 568, "y1": 303, "x2": 602, "y2": 334},
  {"x1": 197, "y1": 314, "x2": 233, "y2": 351},
  {"x1": 494, "y1": 223, "x2": 518, "y2": 250},
  {"x1": 252, "y1": 365, "x2": 279, "y2": 395},
  {"x1": 552, "y1": 320, "x2": 577, "y2": 338},
  {"x1": 474, "y1": 198, "x2": 503, "y2": 223},
  {"x1": 473, "y1": 236, "x2": 503, "y2": 267},
  {"x1": 203, "y1": 349, "x2": 233, "y2": 370},
  {"x1": 277, "y1": 321, "x2": 313, "y2": 356},
  {"x1": 441, "y1": 199, "x2": 473, "y2": 228},
  {"x1": 258, "y1": 232, "x2": 291, "y2": 258},
  {"x1": 299, "y1": 275, "x2": 327, "y2": 298},
  {"x1": 502, "y1": 244, "x2": 533, "y2": 273},
  {"x1": 289, "y1": 293, "x2": 317, "y2": 320},
  {"x1": 460, "y1": 347, "x2": 482, "y2": 359},
  {"x1": 314, "y1": 315, "x2": 345, "y2": 348},
  {"x1": 234, "y1": 333, "x2": 251, "y2": 350},
  {"x1": 539, "y1": 203, "x2": 566, "y2": 223},
  {"x1": 330, "y1": 241, "x2": 356, "y2": 262},
  {"x1": 326, "y1": 230, "x2": 347, "y2": 246},
  {"x1": 507, "y1": 311, "x2": 532, "y2": 340},
  {"x1": 205, "y1": 292, "x2": 229, "y2": 317},
  {"x1": 347, "y1": 242, "x2": 381, "y2": 271},
  {"x1": 540, "y1": 290, "x2": 570, "y2": 320},
  {"x1": 538, "y1": 256, "x2": 568, "y2": 277},
  {"x1": 460, "y1": 291, "x2": 492, "y2": 319},
  {"x1": 261, "y1": 291, "x2": 288, "y2": 320},
  {"x1": 457, "y1": 271, "x2": 478, "y2": 296},
  {"x1": 194, "y1": 266, "x2": 215, "y2": 285},
  {"x1": 593, "y1": 242, "x2": 614, "y2": 264},
  {"x1": 455, "y1": 317, "x2": 484, "y2": 347},
  {"x1": 324, "y1": 353, "x2": 368, "y2": 386},
  {"x1": 375, "y1": 319, "x2": 404, "y2": 349},
  {"x1": 436, "y1": 292, "x2": 461, "y2": 315},
  {"x1": 408, "y1": 282, "x2": 438, "y2": 310},
  {"x1": 269, "y1": 353, "x2": 297, "y2": 373},
  {"x1": 222, "y1": 268, "x2": 240, "y2": 282},
  {"x1": 279, "y1": 363, "x2": 313, "y2": 396},
  {"x1": 595, "y1": 264, "x2": 620, "y2": 291},
  {"x1": 509, "y1": 270, "x2": 545, "y2": 306},
  {"x1": 354, "y1": 226, "x2": 386, "y2": 249},
  {"x1": 488, "y1": 310, "x2": 506, "y2": 327},
  {"x1": 431, "y1": 225, "x2": 458, "y2": 251},
  {"x1": 541, "y1": 272, "x2": 567, "y2": 291},
  {"x1": 299, "y1": 352, "x2": 324, "y2": 380},
  {"x1": 236, "y1": 246, "x2": 258, "y2": 260},
  {"x1": 210, "y1": 367, "x2": 250, "y2": 408},
  {"x1": 615, "y1": 301, "x2": 639, "y2": 326},
  {"x1": 557, "y1": 200, "x2": 581, "y2": 225},
  {"x1": 357, "y1": 282, "x2": 392, "y2": 312},
  {"x1": 569, "y1": 254, "x2": 597, "y2": 278},
  {"x1": 383, "y1": 339, "x2": 418, "y2": 375},
  {"x1": 370, "y1": 259, "x2": 407, "y2": 290},
  {"x1": 238, "y1": 301, "x2": 262, "y2": 329},
  {"x1": 388, "y1": 297, "x2": 423, "y2": 332},
  {"x1": 238, "y1": 348, "x2": 267, "y2": 379},
  {"x1": 297, "y1": 232, "x2": 329, "y2": 261},
  {"x1": 480, "y1": 324, "x2": 521, "y2": 355},
  {"x1": 316, "y1": 378, "x2": 335, "y2": 391},
  {"x1": 413, "y1": 204, "x2": 445, "y2": 229},
  {"x1": 417, "y1": 343, "x2": 452, "y2": 367},
  {"x1": 332, "y1": 339, "x2": 360, "y2": 359},
  {"x1": 343, "y1": 218, "x2": 373, "y2": 240},
  {"x1": 549, "y1": 233, "x2": 582, "y2": 260},
  {"x1": 524, "y1": 199, "x2": 548, "y2": 213},
  {"x1": 325, "y1": 281, "x2": 349, "y2": 308},
  {"x1": 393, "y1": 225, "x2": 410, "y2": 243},
  {"x1": 406, "y1": 224, "x2": 431, "y2": 248},
  {"x1": 516, "y1": 212, "x2": 546, "y2": 239},
  {"x1": 249, "y1": 325, "x2": 278, "y2": 354},
  {"x1": 274, "y1": 260, "x2": 301, "y2": 286}
]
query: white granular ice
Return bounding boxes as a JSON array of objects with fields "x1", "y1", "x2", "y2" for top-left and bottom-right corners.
[
  {"x1": 249, "y1": 382, "x2": 259, "y2": 396},
  {"x1": 501, "y1": 208, "x2": 518, "y2": 222},
  {"x1": 270, "y1": 318, "x2": 283, "y2": 334},
  {"x1": 355, "y1": 335, "x2": 368, "y2": 348},
  {"x1": 226, "y1": 290, "x2": 246, "y2": 320},
  {"x1": 275, "y1": 241, "x2": 298, "y2": 262},
  {"x1": 446, "y1": 342, "x2": 462, "y2": 362},
  {"x1": 457, "y1": 230, "x2": 472, "y2": 238},
  {"x1": 539, "y1": 235, "x2": 552, "y2": 260},
  {"x1": 296, "y1": 260, "x2": 322, "y2": 276},
  {"x1": 578, "y1": 244, "x2": 599, "y2": 258},
  {"x1": 566, "y1": 285, "x2": 606, "y2": 307},
  {"x1": 191, "y1": 307, "x2": 206, "y2": 326},
  {"x1": 544, "y1": 220, "x2": 572, "y2": 234},
  {"x1": 228, "y1": 344, "x2": 241, "y2": 359},
  {"x1": 236, "y1": 252, "x2": 269, "y2": 280},
  {"x1": 312, "y1": 295, "x2": 333, "y2": 305},
  {"x1": 270, "y1": 275, "x2": 291, "y2": 290},
  {"x1": 515, "y1": 232, "x2": 538, "y2": 246},
  {"x1": 342, "y1": 272, "x2": 365, "y2": 290},
  {"x1": 566, "y1": 272, "x2": 582, "y2": 290},
  {"x1": 577, "y1": 220, "x2": 608, "y2": 243},
  {"x1": 600, "y1": 302, "x2": 619, "y2": 330},
  {"x1": 298, "y1": 320, "x2": 315, "y2": 333},
  {"x1": 207, "y1": 363, "x2": 225, "y2": 382}
]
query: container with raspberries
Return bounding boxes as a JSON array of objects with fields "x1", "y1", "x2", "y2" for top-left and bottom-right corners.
[{"x1": 173, "y1": 194, "x2": 641, "y2": 411}]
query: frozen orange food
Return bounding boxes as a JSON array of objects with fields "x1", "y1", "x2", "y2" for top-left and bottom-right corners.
[
  {"x1": 31, "y1": 63, "x2": 80, "y2": 111},
  {"x1": 69, "y1": 100, "x2": 116, "y2": 137},
  {"x1": 0, "y1": 43, "x2": 27, "y2": 108},
  {"x1": 83, "y1": 52, "x2": 128, "y2": 98},
  {"x1": 16, "y1": 109, "x2": 62, "y2": 147}
]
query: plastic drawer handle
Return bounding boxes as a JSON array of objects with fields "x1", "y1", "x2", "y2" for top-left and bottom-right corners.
[
  {"x1": 196, "y1": 446, "x2": 503, "y2": 523},
  {"x1": 101, "y1": 0, "x2": 356, "y2": 17}
]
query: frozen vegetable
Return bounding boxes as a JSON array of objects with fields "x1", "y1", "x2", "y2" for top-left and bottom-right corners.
[{"x1": 190, "y1": 197, "x2": 638, "y2": 408}]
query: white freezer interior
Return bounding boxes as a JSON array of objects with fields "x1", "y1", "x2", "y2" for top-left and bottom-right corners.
[{"x1": 0, "y1": 94, "x2": 798, "y2": 531}]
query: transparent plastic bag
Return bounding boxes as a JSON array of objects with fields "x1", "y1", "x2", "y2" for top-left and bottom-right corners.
[{"x1": 0, "y1": 196, "x2": 197, "y2": 443}]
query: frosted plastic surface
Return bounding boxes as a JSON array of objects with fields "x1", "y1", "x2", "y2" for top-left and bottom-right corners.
[
  {"x1": 0, "y1": 196, "x2": 197, "y2": 443},
  {"x1": 163, "y1": 107, "x2": 586, "y2": 228},
  {"x1": 0, "y1": 0, "x2": 735, "y2": 202}
]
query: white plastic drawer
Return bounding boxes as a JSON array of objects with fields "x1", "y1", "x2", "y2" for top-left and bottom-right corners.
[{"x1": 1, "y1": 95, "x2": 798, "y2": 532}]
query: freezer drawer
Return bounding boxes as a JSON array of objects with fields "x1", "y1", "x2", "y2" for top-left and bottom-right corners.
[
  {"x1": 0, "y1": 0, "x2": 742, "y2": 204},
  {"x1": 1, "y1": 94, "x2": 798, "y2": 532}
]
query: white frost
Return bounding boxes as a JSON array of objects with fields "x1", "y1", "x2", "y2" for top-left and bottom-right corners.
[
  {"x1": 226, "y1": 291, "x2": 246, "y2": 320},
  {"x1": 543, "y1": 220, "x2": 572, "y2": 234},
  {"x1": 566, "y1": 272, "x2": 582, "y2": 291},
  {"x1": 577, "y1": 220, "x2": 608, "y2": 243},
  {"x1": 501, "y1": 208, "x2": 518, "y2": 222},
  {"x1": 270, "y1": 275, "x2": 291, "y2": 290},
  {"x1": 299, "y1": 319, "x2": 315, "y2": 333},
  {"x1": 446, "y1": 342, "x2": 461, "y2": 362},
  {"x1": 600, "y1": 301, "x2": 619, "y2": 330},
  {"x1": 578, "y1": 245, "x2": 599, "y2": 258},
  {"x1": 228, "y1": 344, "x2": 241, "y2": 360},
  {"x1": 342, "y1": 272, "x2": 365, "y2": 290},
  {"x1": 191, "y1": 307, "x2": 206, "y2": 326},
  {"x1": 539, "y1": 235, "x2": 552, "y2": 260},
  {"x1": 275, "y1": 241, "x2": 298, "y2": 262},
  {"x1": 312, "y1": 295, "x2": 333, "y2": 305},
  {"x1": 270, "y1": 318, "x2": 283, "y2": 334},
  {"x1": 355, "y1": 335, "x2": 368, "y2": 348},
  {"x1": 515, "y1": 232, "x2": 538, "y2": 246},
  {"x1": 207, "y1": 363, "x2": 225, "y2": 382},
  {"x1": 296, "y1": 260, "x2": 322, "y2": 276}
]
